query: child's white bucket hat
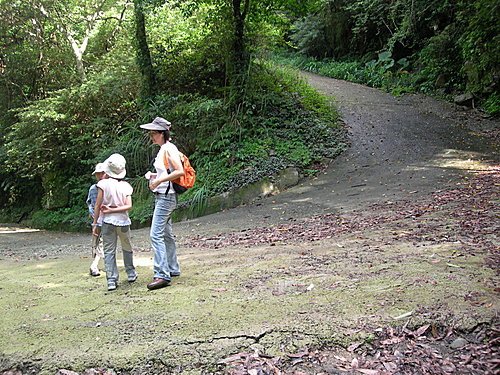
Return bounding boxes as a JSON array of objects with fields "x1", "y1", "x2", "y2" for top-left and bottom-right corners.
[
  {"x1": 104, "y1": 154, "x2": 126, "y2": 179},
  {"x1": 92, "y1": 163, "x2": 106, "y2": 175}
]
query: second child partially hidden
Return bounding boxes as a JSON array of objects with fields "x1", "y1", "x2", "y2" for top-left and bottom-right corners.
[
  {"x1": 86, "y1": 162, "x2": 107, "y2": 277},
  {"x1": 92, "y1": 153, "x2": 137, "y2": 291}
]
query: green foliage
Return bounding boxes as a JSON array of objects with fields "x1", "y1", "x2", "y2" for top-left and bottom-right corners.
[
  {"x1": 0, "y1": 47, "x2": 141, "y2": 219},
  {"x1": 0, "y1": 205, "x2": 34, "y2": 224},
  {"x1": 188, "y1": 185, "x2": 210, "y2": 218},
  {"x1": 274, "y1": 139, "x2": 312, "y2": 165},
  {"x1": 456, "y1": 0, "x2": 499, "y2": 93},
  {"x1": 342, "y1": 0, "x2": 455, "y2": 56},
  {"x1": 30, "y1": 207, "x2": 89, "y2": 232},
  {"x1": 129, "y1": 195, "x2": 154, "y2": 226},
  {"x1": 363, "y1": 51, "x2": 415, "y2": 94},
  {"x1": 1, "y1": 0, "x2": 350, "y2": 231},
  {"x1": 273, "y1": 51, "x2": 416, "y2": 96},
  {"x1": 0, "y1": 0, "x2": 77, "y2": 109},
  {"x1": 482, "y1": 92, "x2": 500, "y2": 116},
  {"x1": 286, "y1": 0, "x2": 499, "y2": 109},
  {"x1": 289, "y1": 0, "x2": 351, "y2": 59},
  {"x1": 147, "y1": 2, "x2": 228, "y2": 94},
  {"x1": 290, "y1": 14, "x2": 327, "y2": 57},
  {"x1": 416, "y1": 25, "x2": 461, "y2": 94},
  {"x1": 4, "y1": 53, "x2": 140, "y2": 178}
]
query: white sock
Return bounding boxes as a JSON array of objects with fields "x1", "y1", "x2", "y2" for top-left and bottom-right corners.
[{"x1": 91, "y1": 256, "x2": 100, "y2": 270}]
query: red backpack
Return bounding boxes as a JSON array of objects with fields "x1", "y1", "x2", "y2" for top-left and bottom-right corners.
[{"x1": 163, "y1": 150, "x2": 196, "y2": 194}]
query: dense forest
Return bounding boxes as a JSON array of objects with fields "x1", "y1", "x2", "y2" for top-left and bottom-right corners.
[{"x1": 0, "y1": 0, "x2": 498, "y2": 230}]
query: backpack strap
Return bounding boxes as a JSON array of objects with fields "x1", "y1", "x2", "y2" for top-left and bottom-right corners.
[
  {"x1": 162, "y1": 146, "x2": 183, "y2": 173},
  {"x1": 162, "y1": 146, "x2": 171, "y2": 169},
  {"x1": 160, "y1": 147, "x2": 174, "y2": 192}
]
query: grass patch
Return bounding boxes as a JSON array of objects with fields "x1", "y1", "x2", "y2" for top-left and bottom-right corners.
[{"x1": 0, "y1": 233, "x2": 497, "y2": 373}]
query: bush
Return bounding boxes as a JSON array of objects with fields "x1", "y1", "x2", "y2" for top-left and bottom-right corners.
[
  {"x1": 416, "y1": 25, "x2": 462, "y2": 94},
  {"x1": 482, "y1": 93, "x2": 500, "y2": 116},
  {"x1": 30, "y1": 207, "x2": 89, "y2": 232}
]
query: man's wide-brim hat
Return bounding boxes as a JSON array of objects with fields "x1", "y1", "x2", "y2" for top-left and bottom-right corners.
[
  {"x1": 140, "y1": 117, "x2": 171, "y2": 131},
  {"x1": 104, "y1": 153, "x2": 126, "y2": 179}
]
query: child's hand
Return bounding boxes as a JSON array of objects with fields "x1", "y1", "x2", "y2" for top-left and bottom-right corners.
[
  {"x1": 92, "y1": 224, "x2": 99, "y2": 236},
  {"x1": 145, "y1": 171, "x2": 157, "y2": 180},
  {"x1": 100, "y1": 205, "x2": 111, "y2": 213}
]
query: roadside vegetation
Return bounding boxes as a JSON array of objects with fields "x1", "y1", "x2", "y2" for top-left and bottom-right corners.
[
  {"x1": 0, "y1": 0, "x2": 346, "y2": 231},
  {"x1": 0, "y1": 0, "x2": 497, "y2": 231},
  {"x1": 276, "y1": 0, "x2": 499, "y2": 113}
]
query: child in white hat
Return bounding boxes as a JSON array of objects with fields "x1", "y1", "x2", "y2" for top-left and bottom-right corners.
[{"x1": 92, "y1": 153, "x2": 137, "y2": 291}]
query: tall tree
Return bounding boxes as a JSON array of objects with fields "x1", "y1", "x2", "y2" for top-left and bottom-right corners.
[
  {"x1": 231, "y1": 0, "x2": 250, "y2": 78},
  {"x1": 35, "y1": 0, "x2": 128, "y2": 81},
  {"x1": 133, "y1": 0, "x2": 156, "y2": 98}
]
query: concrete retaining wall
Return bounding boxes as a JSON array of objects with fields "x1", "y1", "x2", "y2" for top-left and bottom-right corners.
[{"x1": 173, "y1": 167, "x2": 300, "y2": 221}]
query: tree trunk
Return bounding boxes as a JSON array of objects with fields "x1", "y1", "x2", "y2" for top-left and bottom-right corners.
[
  {"x1": 133, "y1": 0, "x2": 156, "y2": 98},
  {"x1": 67, "y1": 34, "x2": 87, "y2": 81},
  {"x1": 232, "y1": 0, "x2": 246, "y2": 72},
  {"x1": 230, "y1": 0, "x2": 250, "y2": 104},
  {"x1": 37, "y1": 0, "x2": 108, "y2": 83}
]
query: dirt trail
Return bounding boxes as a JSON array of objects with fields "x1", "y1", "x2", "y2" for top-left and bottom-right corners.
[{"x1": 174, "y1": 72, "x2": 499, "y2": 238}]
